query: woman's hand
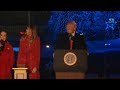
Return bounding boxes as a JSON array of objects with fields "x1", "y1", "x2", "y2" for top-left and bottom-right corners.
[{"x1": 32, "y1": 67, "x2": 37, "y2": 73}]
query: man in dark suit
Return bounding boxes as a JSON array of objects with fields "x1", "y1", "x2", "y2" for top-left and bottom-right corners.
[
  {"x1": 54, "y1": 20, "x2": 88, "y2": 79},
  {"x1": 55, "y1": 20, "x2": 87, "y2": 50}
]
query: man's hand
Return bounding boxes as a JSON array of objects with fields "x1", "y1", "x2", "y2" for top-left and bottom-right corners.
[
  {"x1": 87, "y1": 52, "x2": 89, "y2": 55},
  {"x1": 32, "y1": 67, "x2": 37, "y2": 73},
  {"x1": 53, "y1": 53, "x2": 54, "y2": 58}
]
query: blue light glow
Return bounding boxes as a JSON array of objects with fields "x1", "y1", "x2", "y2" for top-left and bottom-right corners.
[
  {"x1": 13, "y1": 47, "x2": 19, "y2": 52},
  {"x1": 48, "y1": 11, "x2": 120, "y2": 40}
]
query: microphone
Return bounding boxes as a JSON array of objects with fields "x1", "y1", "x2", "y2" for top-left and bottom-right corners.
[
  {"x1": 0, "y1": 40, "x2": 5, "y2": 51},
  {"x1": 68, "y1": 33, "x2": 72, "y2": 38}
]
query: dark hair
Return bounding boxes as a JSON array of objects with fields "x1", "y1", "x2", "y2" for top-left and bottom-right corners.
[
  {"x1": 0, "y1": 40, "x2": 5, "y2": 51},
  {"x1": 0, "y1": 31, "x2": 7, "y2": 51}
]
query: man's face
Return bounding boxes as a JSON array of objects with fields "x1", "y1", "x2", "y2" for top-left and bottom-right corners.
[
  {"x1": 0, "y1": 31, "x2": 7, "y2": 41},
  {"x1": 66, "y1": 23, "x2": 76, "y2": 34}
]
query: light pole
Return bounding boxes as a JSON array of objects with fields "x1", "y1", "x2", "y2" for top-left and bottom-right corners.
[{"x1": 28, "y1": 11, "x2": 31, "y2": 26}]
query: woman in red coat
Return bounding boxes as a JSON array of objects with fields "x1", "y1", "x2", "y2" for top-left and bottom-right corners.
[
  {"x1": 0, "y1": 31, "x2": 14, "y2": 79},
  {"x1": 17, "y1": 25, "x2": 40, "y2": 79}
]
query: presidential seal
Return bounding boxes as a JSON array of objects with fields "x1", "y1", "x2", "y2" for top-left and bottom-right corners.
[{"x1": 64, "y1": 52, "x2": 77, "y2": 66}]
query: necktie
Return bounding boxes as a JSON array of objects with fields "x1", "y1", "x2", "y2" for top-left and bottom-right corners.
[{"x1": 70, "y1": 39, "x2": 73, "y2": 50}]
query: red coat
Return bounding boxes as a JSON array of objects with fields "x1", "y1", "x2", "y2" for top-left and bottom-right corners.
[
  {"x1": 17, "y1": 36, "x2": 40, "y2": 79},
  {"x1": 0, "y1": 42, "x2": 14, "y2": 79}
]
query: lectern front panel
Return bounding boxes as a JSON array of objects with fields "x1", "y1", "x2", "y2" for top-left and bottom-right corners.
[{"x1": 54, "y1": 50, "x2": 87, "y2": 72}]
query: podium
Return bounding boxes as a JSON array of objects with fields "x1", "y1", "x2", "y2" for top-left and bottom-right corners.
[
  {"x1": 53, "y1": 50, "x2": 87, "y2": 79},
  {"x1": 12, "y1": 68, "x2": 28, "y2": 79}
]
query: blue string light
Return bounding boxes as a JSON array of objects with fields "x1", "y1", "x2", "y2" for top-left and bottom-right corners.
[{"x1": 48, "y1": 11, "x2": 120, "y2": 40}]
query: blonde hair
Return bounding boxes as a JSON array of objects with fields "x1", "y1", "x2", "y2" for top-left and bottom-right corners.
[
  {"x1": 66, "y1": 20, "x2": 76, "y2": 26},
  {"x1": 26, "y1": 25, "x2": 38, "y2": 40}
]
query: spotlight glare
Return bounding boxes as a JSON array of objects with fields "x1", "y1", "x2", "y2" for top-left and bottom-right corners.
[
  {"x1": 105, "y1": 44, "x2": 107, "y2": 46},
  {"x1": 46, "y1": 45, "x2": 50, "y2": 48}
]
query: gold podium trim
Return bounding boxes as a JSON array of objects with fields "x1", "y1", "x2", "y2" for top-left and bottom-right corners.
[
  {"x1": 12, "y1": 68, "x2": 28, "y2": 79},
  {"x1": 12, "y1": 68, "x2": 28, "y2": 70}
]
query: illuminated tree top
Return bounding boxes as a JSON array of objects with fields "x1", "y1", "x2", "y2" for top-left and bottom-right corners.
[{"x1": 48, "y1": 11, "x2": 120, "y2": 40}]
